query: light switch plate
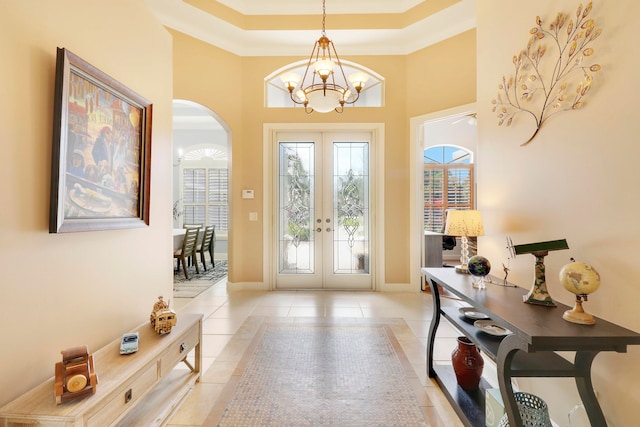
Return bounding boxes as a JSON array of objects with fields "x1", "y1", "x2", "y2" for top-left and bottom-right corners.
[{"x1": 242, "y1": 189, "x2": 254, "y2": 199}]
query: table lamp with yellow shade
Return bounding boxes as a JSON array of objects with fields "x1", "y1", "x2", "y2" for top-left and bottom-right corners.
[{"x1": 444, "y1": 210, "x2": 485, "y2": 274}]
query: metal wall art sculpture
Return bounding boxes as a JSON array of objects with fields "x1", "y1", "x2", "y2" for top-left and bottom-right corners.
[{"x1": 492, "y1": 2, "x2": 602, "y2": 146}]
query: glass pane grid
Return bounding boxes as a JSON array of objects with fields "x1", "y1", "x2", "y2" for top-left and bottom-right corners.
[
  {"x1": 208, "y1": 205, "x2": 228, "y2": 230},
  {"x1": 183, "y1": 169, "x2": 206, "y2": 203},
  {"x1": 424, "y1": 146, "x2": 472, "y2": 164},
  {"x1": 183, "y1": 205, "x2": 206, "y2": 225}
]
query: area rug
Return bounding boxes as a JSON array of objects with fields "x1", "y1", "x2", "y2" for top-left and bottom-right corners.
[
  {"x1": 206, "y1": 320, "x2": 429, "y2": 427},
  {"x1": 173, "y1": 260, "x2": 227, "y2": 298}
]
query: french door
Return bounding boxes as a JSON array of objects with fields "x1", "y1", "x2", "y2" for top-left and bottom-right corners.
[{"x1": 275, "y1": 131, "x2": 372, "y2": 289}]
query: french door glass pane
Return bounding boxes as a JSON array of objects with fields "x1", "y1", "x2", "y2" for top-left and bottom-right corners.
[
  {"x1": 333, "y1": 142, "x2": 369, "y2": 274},
  {"x1": 278, "y1": 142, "x2": 314, "y2": 274}
]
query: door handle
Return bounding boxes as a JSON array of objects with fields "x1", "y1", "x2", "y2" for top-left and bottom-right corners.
[
  {"x1": 316, "y1": 227, "x2": 322, "y2": 232},
  {"x1": 326, "y1": 227, "x2": 333, "y2": 232}
]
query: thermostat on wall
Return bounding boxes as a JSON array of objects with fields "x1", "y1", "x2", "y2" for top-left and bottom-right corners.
[{"x1": 242, "y1": 189, "x2": 254, "y2": 199}]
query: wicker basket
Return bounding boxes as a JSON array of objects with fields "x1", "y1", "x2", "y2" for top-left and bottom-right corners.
[{"x1": 498, "y1": 392, "x2": 551, "y2": 427}]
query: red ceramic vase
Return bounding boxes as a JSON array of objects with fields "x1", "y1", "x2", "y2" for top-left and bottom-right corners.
[{"x1": 451, "y1": 336, "x2": 484, "y2": 390}]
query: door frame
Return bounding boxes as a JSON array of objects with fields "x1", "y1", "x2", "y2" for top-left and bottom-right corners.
[
  {"x1": 263, "y1": 123, "x2": 385, "y2": 291},
  {"x1": 409, "y1": 103, "x2": 476, "y2": 291}
]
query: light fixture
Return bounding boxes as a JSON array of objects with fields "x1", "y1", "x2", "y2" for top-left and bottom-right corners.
[
  {"x1": 173, "y1": 148, "x2": 183, "y2": 167},
  {"x1": 451, "y1": 113, "x2": 477, "y2": 126},
  {"x1": 281, "y1": 0, "x2": 368, "y2": 114},
  {"x1": 444, "y1": 210, "x2": 485, "y2": 274}
]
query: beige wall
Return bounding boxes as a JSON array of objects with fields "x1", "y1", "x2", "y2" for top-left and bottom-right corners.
[
  {"x1": 171, "y1": 30, "x2": 476, "y2": 286},
  {"x1": 0, "y1": 0, "x2": 173, "y2": 404},
  {"x1": 406, "y1": 29, "x2": 477, "y2": 117},
  {"x1": 0, "y1": 0, "x2": 479, "y2": 410},
  {"x1": 5, "y1": 0, "x2": 636, "y2": 423},
  {"x1": 477, "y1": 1, "x2": 640, "y2": 425}
]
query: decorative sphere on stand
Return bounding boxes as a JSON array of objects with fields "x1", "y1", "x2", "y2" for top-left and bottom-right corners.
[
  {"x1": 559, "y1": 261, "x2": 600, "y2": 325},
  {"x1": 467, "y1": 255, "x2": 491, "y2": 289}
]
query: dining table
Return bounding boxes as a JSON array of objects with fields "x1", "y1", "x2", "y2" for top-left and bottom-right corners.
[
  {"x1": 173, "y1": 228, "x2": 187, "y2": 251},
  {"x1": 173, "y1": 228, "x2": 205, "y2": 251}
]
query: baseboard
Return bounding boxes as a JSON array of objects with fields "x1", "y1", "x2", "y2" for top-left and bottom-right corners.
[
  {"x1": 378, "y1": 282, "x2": 420, "y2": 292},
  {"x1": 226, "y1": 281, "x2": 268, "y2": 291},
  {"x1": 226, "y1": 281, "x2": 420, "y2": 292}
]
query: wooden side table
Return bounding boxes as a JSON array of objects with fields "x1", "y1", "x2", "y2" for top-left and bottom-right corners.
[
  {"x1": 0, "y1": 313, "x2": 203, "y2": 427},
  {"x1": 422, "y1": 267, "x2": 640, "y2": 427}
]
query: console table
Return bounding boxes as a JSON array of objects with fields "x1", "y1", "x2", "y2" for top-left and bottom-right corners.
[
  {"x1": 0, "y1": 313, "x2": 203, "y2": 427},
  {"x1": 422, "y1": 267, "x2": 640, "y2": 427}
]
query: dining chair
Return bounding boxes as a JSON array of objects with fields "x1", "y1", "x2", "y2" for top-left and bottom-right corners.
[
  {"x1": 196, "y1": 225, "x2": 216, "y2": 271},
  {"x1": 182, "y1": 224, "x2": 202, "y2": 266},
  {"x1": 183, "y1": 223, "x2": 202, "y2": 230},
  {"x1": 174, "y1": 227, "x2": 200, "y2": 280}
]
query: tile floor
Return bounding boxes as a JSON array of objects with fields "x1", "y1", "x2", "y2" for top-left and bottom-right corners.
[{"x1": 165, "y1": 280, "x2": 499, "y2": 426}]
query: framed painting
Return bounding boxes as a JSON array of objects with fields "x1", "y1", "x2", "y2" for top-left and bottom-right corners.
[{"x1": 49, "y1": 48, "x2": 152, "y2": 233}]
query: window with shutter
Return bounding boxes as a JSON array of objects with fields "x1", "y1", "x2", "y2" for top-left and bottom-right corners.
[
  {"x1": 423, "y1": 146, "x2": 474, "y2": 233},
  {"x1": 207, "y1": 168, "x2": 228, "y2": 231},
  {"x1": 182, "y1": 167, "x2": 228, "y2": 230}
]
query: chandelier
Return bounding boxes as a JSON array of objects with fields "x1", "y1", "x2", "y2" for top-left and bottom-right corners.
[{"x1": 280, "y1": 0, "x2": 369, "y2": 114}]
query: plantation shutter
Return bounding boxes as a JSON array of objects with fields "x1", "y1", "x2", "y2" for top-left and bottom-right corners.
[
  {"x1": 208, "y1": 168, "x2": 229, "y2": 230},
  {"x1": 183, "y1": 168, "x2": 206, "y2": 225},
  {"x1": 423, "y1": 164, "x2": 474, "y2": 232}
]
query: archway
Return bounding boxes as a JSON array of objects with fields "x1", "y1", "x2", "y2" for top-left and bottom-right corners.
[{"x1": 172, "y1": 100, "x2": 231, "y2": 263}]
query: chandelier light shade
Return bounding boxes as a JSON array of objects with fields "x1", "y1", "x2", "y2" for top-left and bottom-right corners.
[
  {"x1": 444, "y1": 210, "x2": 485, "y2": 274},
  {"x1": 281, "y1": 0, "x2": 368, "y2": 114}
]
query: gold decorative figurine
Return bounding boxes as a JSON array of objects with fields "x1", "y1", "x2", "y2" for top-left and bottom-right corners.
[{"x1": 150, "y1": 296, "x2": 177, "y2": 334}]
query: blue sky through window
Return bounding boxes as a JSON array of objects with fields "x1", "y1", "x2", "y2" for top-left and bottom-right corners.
[{"x1": 424, "y1": 146, "x2": 471, "y2": 164}]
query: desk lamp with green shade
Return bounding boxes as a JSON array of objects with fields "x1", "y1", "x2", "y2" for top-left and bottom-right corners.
[
  {"x1": 507, "y1": 237, "x2": 569, "y2": 306},
  {"x1": 444, "y1": 210, "x2": 485, "y2": 274}
]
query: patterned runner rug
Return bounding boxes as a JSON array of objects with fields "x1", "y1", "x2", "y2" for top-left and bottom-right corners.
[
  {"x1": 173, "y1": 260, "x2": 227, "y2": 298},
  {"x1": 206, "y1": 320, "x2": 429, "y2": 427}
]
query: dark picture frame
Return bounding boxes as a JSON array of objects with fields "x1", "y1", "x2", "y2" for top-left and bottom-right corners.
[{"x1": 49, "y1": 48, "x2": 152, "y2": 233}]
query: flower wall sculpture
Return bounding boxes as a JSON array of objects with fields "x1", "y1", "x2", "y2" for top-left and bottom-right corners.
[{"x1": 492, "y1": 2, "x2": 602, "y2": 146}]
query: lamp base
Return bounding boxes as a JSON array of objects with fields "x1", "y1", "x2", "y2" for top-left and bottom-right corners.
[
  {"x1": 455, "y1": 265, "x2": 470, "y2": 274},
  {"x1": 523, "y1": 251, "x2": 556, "y2": 307},
  {"x1": 454, "y1": 236, "x2": 471, "y2": 274}
]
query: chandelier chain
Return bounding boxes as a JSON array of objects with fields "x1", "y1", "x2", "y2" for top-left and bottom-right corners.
[
  {"x1": 279, "y1": 0, "x2": 367, "y2": 113},
  {"x1": 321, "y1": 0, "x2": 326, "y2": 35}
]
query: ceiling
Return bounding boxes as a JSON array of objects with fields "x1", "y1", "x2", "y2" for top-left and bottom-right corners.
[
  {"x1": 158, "y1": 0, "x2": 477, "y2": 128},
  {"x1": 145, "y1": 0, "x2": 476, "y2": 56}
]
